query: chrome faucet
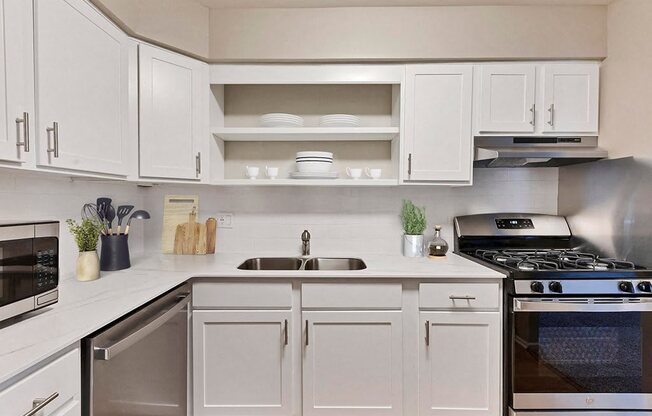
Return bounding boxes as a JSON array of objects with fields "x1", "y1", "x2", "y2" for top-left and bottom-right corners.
[{"x1": 301, "y1": 230, "x2": 311, "y2": 256}]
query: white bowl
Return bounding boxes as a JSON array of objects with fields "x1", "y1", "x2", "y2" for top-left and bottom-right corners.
[
  {"x1": 296, "y1": 161, "x2": 332, "y2": 173},
  {"x1": 296, "y1": 151, "x2": 333, "y2": 159}
]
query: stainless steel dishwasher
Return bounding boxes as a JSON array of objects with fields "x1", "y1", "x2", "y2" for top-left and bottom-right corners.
[{"x1": 82, "y1": 283, "x2": 190, "y2": 416}]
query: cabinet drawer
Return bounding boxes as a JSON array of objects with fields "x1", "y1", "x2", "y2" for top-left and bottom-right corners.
[
  {"x1": 193, "y1": 282, "x2": 292, "y2": 309},
  {"x1": 302, "y1": 283, "x2": 402, "y2": 309},
  {"x1": 419, "y1": 283, "x2": 500, "y2": 310},
  {"x1": 0, "y1": 347, "x2": 81, "y2": 416}
]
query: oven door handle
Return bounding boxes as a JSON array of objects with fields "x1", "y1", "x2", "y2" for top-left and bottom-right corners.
[
  {"x1": 94, "y1": 294, "x2": 190, "y2": 360},
  {"x1": 514, "y1": 298, "x2": 652, "y2": 312}
]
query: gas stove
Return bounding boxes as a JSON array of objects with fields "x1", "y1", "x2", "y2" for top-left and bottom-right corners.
[{"x1": 454, "y1": 213, "x2": 652, "y2": 296}]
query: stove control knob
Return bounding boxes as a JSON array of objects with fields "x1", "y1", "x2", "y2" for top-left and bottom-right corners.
[
  {"x1": 549, "y1": 281, "x2": 563, "y2": 293},
  {"x1": 619, "y1": 281, "x2": 634, "y2": 293},
  {"x1": 637, "y1": 281, "x2": 652, "y2": 292},
  {"x1": 530, "y1": 281, "x2": 545, "y2": 293}
]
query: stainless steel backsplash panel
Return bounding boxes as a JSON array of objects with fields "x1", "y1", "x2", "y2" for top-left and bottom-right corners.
[{"x1": 558, "y1": 157, "x2": 652, "y2": 266}]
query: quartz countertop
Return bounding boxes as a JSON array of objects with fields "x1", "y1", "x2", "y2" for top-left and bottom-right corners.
[{"x1": 0, "y1": 251, "x2": 503, "y2": 385}]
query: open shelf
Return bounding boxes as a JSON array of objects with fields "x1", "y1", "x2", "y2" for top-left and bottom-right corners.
[
  {"x1": 213, "y1": 127, "x2": 400, "y2": 142},
  {"x1": 215, "y1": 179, "x2": 399, "y2": 186}
]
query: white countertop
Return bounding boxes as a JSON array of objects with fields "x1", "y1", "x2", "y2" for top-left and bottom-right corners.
[{"x1": 0, "y1": 251, "x2": 503, "y2": 385}]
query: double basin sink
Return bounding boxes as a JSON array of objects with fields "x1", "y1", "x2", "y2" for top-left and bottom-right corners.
[{"x1": 238, "y1": 257, "x2": 367, "y2": 271}]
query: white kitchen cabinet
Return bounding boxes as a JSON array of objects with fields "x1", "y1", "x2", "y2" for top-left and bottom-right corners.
[
  {"x1": 302, "y1": 311, "x2": 403, "y2": 416},
  {"x1": 33, "y1": 0, "x2": 132, "y2": 176},
  {"x1": 541, "y1": 63, "x2": 599, "y2": 134},
  {"x1": 193, "y1": 310, "x2": 294, "y2": 416},
  {"x1": 0, "y1": 0, "x2": 35, "y2": 164},
  {"x1": 404, "y1": 64, "x2": 473, "y2": 183},
  {"x1": 0, "y1": 347, "x2": 81, "y2": 416},
  {"x1": 139, "y1": 44, "x2": 208, "y2": 180},
  {"x1": 477, "y1": 65, "x2": 536, "y2": 133},
  {"x1": 419, "y1": 312, "x2": 501, "y2": 416}
]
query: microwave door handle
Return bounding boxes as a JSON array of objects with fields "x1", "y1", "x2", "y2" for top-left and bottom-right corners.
[
  {"x1": 94, "y1": 294, "x2": 190, "y2": 361},
  {"x1": 514, "y1": 298, "x2": 652, "y2": 313}
]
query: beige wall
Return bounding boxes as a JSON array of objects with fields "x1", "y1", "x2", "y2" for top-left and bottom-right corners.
[
  {"x1": 92, "y1": 0, "x2": 210, "y2": 58},
  {"x1": 208, "y1": 6, "x2": 607, "y2": 61},
  {"x1": 599, "y1": 0, "x2": 652, "y2": 160}
]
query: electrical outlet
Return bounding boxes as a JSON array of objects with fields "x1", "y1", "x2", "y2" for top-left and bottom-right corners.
[{"x1": 216, "y1": 213, "x2": 233, "y2": 228}]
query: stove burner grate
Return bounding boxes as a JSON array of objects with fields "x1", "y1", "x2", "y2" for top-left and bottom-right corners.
[{"x1": 473, "y1": 249, "x2": 638, "y2": 272}]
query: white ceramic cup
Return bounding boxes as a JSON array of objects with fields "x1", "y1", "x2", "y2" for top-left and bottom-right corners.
[
  {"x1": 365, "y1": 168, "x2": 382, "y2": 179},
  {"x1": 265, "y1": 166, "x2": 279, "y2": 179},
  {"x1": 245, "y1": 166, "x2": 260, "y2": 179},
  {"x1": 346, "y1": 167, "x2": 362, "y2": 180}
]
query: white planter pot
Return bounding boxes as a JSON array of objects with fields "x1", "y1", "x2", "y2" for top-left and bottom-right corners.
[
  {"x1": 403, "y1": 234, "x2": 424, "y2": 257},
  {"x1": 76, "y1": 251, "x2": 100, "y2": 282}
]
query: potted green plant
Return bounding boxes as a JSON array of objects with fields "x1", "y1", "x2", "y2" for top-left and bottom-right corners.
[
  {"x1": 400, "y1": 200, "x2": 427, "y2": 257},
  {"x1": 67, "y1": 218, "x2": 103, "y2": 281}
]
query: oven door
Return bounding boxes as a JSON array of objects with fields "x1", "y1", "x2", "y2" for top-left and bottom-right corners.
[{"x1": 511, "y1": 297, "x2": 652, "y2": 411}]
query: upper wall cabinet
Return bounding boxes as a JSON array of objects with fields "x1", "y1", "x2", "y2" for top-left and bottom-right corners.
[
  {"x1": 403, "y1": 64, "x2": 473, "y2": 184},
  {"x1": 139, "y1": 44, "x2": 208, "y2": 181},
  {"x1": 34, "y1": 0, "x2": 133, "y2": 176},
  {"x1": 0, "y1": 0, "x2": 35, "y2": 164},
  {"x1": 474, "y1": 62, "x2": 599, "y2": 136}
]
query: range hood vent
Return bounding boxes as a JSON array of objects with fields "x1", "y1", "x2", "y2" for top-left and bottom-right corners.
[{"x1": 474, "y1": 137, "x2": 607, "y2": 168}]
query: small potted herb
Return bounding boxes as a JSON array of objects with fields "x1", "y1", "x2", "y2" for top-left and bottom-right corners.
[
  {"x1": 400, "y1": 200, "x2": 427, "y2": 257},
  {"x1": 67, "y1": 218, "x2": 103, "y2": 281}
]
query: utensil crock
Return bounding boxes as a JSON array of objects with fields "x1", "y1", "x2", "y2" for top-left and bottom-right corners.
[{"x1": 100, "y1": 234, "x2": 131, "y2": 271}]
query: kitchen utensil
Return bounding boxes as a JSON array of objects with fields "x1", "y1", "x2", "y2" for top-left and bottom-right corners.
[
  {"x1": 81, "y1": 203, "x2": 102, "y2": 223},
  {"x1": 265, "y1": 166, "x2": 279, "y2": 179},
  {"x1": 116, "y1": 205, "x2": 134, "y2": 234},
  {"x1": 365, "y1": 168, "x2": 382, "y2": 179},
  {"x1": 124, "y1": 210, "x2": 151, "y2": 235},
  {"x1": 173, "y1": 209, "x2": 215, "y2": 255},
  {"x1": 206, "y1": 218, "x2": 217, "y2": 254},
  {"x1": 346, "y1": 168, "x2": 362, "y2": 179},
  {"x1": 245, "y1": 166, "x2": 260, "y2": 179},
  {"x1": 96, "y1": 197, "x2": 112, "y2": 233},
  {"x1": 105, "y1": 204, "x2": 116, "y2": 235},
  {"x1": 161, "y1": 195, "x2": 198, "y2": 254}
]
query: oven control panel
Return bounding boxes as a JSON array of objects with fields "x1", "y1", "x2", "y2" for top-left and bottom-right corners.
[
  {"x1": 495, "y1": 218, "x2": 534, "y2": 229},
  {"x1": 515, "y1": 279, "x2": 652, "y2": 295}
]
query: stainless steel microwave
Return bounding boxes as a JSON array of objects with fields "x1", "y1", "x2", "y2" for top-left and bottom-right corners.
[{"x1": 0, "y1": 221, "x2": 59, "y2": 322}]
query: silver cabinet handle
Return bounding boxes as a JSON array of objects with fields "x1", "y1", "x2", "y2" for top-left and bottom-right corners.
[
  {"x1": 449, "y1": 295, "x2": 477, "y2": 300},
  {"x1": 23, "y1": 392, "x2": 59, "y2": 416},
  {"x1": 283, "y1": 319, "x2": 289, "y2": 346},
  {"x1": 195, "y1": 152, "x2": 201, "y2": 177},
  {"x1": 305, "y1": 319, "x2": 309, "y2": 346},
  {"x1": 407, "y1": 153, "x2": 412, "y2": 176},
  {"x1": 46, "y1": 122, "x2": 59, "y2": 158},
  {"x1": 16, "y1": 112, "x2": 30, "y2": 152},
  {"x1": 547, "y1": 104, "x2": 555, "y2": 126},
  {"x1": 425, "y1": 320, "x2": 430, "y2": 346},
  {"x1": 94, "y1": 294, "x2": 190, "y2": 360},
  {"x1": 529, "y1": 104, "x2": 536, "y2": 126}
]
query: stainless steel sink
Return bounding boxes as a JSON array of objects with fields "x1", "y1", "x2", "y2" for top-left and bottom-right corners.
[
  {"x1": 237, "y1": 257, "x2": 367, "y2": 271},
  {"x1": 303, "y1": 257, "x2": 367, "y2": 271},
  {"x1": 237, "y1": 257, "x2": 303, "y2": 270}
]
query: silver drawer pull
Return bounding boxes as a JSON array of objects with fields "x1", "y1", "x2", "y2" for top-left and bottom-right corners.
[
  {"x1": 449, "y1": 295, "x2": 477, "y2": 300},
  {"x1": 24, "y1": 392, "x2": 58, "y2": 416},
  {"x1": 16, "y1": 112, "x2": 30, "y2": 152},
  {"x1": 547, "y1": 103, "x2": 555, "y2": 126},
  {"x1": 283, "y1": 319, "x2": 289, "y2": 346},
  {"x1": 46, "y1": 122, "x2": 59, "y2": 158},
  {"x1": 195, "y1": 152, "x2": 201, "y2": 177},
  {"x1": 529, "y1": 104, "x2": 536, "y2": 126},
  {"x1": 425, "y1": 320, "x2": 430, "y2": 346}
]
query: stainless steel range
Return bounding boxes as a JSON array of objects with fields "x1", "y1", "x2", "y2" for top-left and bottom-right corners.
[{"x1": 455, "y1": 213, "x2": 652, "y2": 416}]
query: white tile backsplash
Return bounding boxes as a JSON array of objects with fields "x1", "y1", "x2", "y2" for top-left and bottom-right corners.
[
  {"x1": 0, "y1": 169, "x2": 146, "y2": 278},
  {"x1": 142, "y1": 168, "x2": 559, "y2": 256}
]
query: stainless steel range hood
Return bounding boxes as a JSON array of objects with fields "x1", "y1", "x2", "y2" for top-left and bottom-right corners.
[{"x1": 474, "y1": 137, "x2": 607, "y2": 168}]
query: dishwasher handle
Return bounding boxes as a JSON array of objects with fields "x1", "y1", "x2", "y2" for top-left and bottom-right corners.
[{"x1": 94, "y1": 293, "x2": 190, "y2": 361}]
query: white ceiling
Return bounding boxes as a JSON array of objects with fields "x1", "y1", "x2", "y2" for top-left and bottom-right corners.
[{"x1": 197, "y1": 0, "x2": 612, "y2": 8}]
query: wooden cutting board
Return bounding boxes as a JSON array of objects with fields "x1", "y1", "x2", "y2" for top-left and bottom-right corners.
[
  {"x1": 173, "y1": 209, "x2": 217, "y2": 255},
  {"x1": 161, "y1": 195, "x2": 198, "y2": 254}
]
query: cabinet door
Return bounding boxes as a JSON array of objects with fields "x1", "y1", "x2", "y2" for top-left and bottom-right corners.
[
  {"x1": 34, "y1": 0, "x2": 131, "y2": 175},
  {"x1": 303, "y1": 311, "x2": 403, "y2": 416},
  {"x1": 420, "y1": 312, "x2": 501, "y2": 416},
  {"x1": 139, "y1": 44, "x2": 207, "y2": 180},
  {"x1": 541, "y1": 63, "x2": 599, "y2": 134},
  {"x1": 193, "y1": 310, "x2": 294, "y2": 416},
  {"x1": 404, "y1": 65, "x2": 473, "y2": 183},
  {"x1": 477, "y1": 64, "x2": 536, "y2": 133},
  {"x1": 0, "y1": 0, "x2": 35, "y2": 163}
]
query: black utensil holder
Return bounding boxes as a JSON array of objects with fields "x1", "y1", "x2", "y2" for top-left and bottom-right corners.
[{"x1": 100, "y1": 234, "x2": 131, "y2": 271}]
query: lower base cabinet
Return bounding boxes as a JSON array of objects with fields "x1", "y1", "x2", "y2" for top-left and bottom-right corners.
[
  {"x1": 302, "y1": 311, "x2": 403, "y2": 416},
  {"x1": 192, "y1": 310, "x2": 294, "y2": 416},
  {"x1": 419, "y1": 312, "x2": 501, "y2": 416}
]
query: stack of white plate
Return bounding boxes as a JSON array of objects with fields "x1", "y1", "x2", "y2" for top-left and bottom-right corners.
[
  {"x1": 260, "y1": 113, "x2": 304, "y2": 127},
  {"x1": 292, "y1": 151, "x2": 338, "y2": 179},
  {"x1": 319, "y1": 114, "x2": 360, "y2": 127}
]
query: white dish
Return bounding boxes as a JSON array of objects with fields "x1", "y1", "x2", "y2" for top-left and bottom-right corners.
[
  {"x1": 260, "y1": 113, "x2": 304, "y2": 127},
  {"x1": 290, "y1": 172, "x2": 339, "y2": 179},
  {"x1": 296, "y1": 151, "x2": 333, "y2": 159},
  {"x1": 319, "y1": 114, "x2": 360, "y2": 127},
  {"x1": 296, "y1": 161, "x2": 333, "y2": 173}
]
